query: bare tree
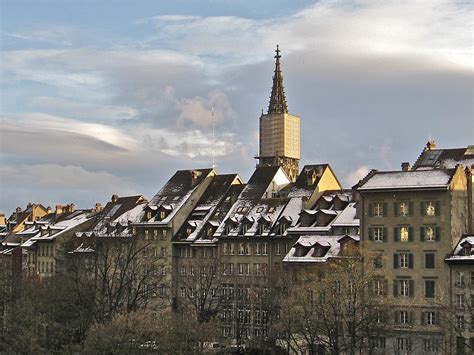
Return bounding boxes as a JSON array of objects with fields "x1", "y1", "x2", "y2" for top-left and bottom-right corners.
[
  {"x1": 276, "y1": 249, "x2": 390, "y2": 355},
  {"x1": 69, "y1": 236, "x2": 167, "y2": 324}
]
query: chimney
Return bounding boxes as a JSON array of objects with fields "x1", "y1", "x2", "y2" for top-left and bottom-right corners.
[
  {"x1": 70, "y1": 203, "x2": 75, "y2": 212},
  {"x1": 27, "y1": 202, "x2": 33, "y2": 208},
  {"x1": 55, "y1": 205, "x2": 64, "y2": 215},
  {"x1": 426, "y1": 140, "x2": 436, "y2": 151},
  {"x1": 401, "y1": 162, "x2": 411, "y2": 172},
  {"x1": 0, "y1": 214, "x2": 5, "y2": 226},
  {"x1": 94, "y1": 203, "x2": 103, "y2": 212},
  {"x1": 16, "y1": 207, "x2": 22, "y2": 213},
  {"x1": 47, "y1": 206, "x2": 52, "y2": 214},
  {"x1": 111, "y1": 194, "x2": 119, "y2": 203}
]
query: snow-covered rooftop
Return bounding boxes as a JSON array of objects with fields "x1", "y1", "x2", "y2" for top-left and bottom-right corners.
[{"x1": 358, "y1": 169, "x2": 453, "y2": 191}]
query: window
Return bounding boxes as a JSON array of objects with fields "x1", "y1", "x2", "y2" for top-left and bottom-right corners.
[
  {"x1": 180, "y1": 266, "x2": 186, "y2": 276},
  {"x1": 425, "y1": 280, "x2": 436, "y2": 298},
  {"x1": 399, "y1": 310, "x2": 409, "y2": 324},
  {"x1": 262, "y1": 243, "x2": 268, "y2": 255},
  {"x1": 144, "y1": 229, "x2": 149, "y2": 240},
  {"x1": 425, "y1": 253, "x2": 435, "y2": 269},
  {"x1": 394, "y1": 252, "x2": 413, "y2": 269},
  {"x1": 241, "y1": 224, "x2": 249, "y2": 235},
  {"x1": 471, "y1": 272, "x2": 474, "y2": 286},
  {"x1": 456, "y1": 271, "x2": 465, "y2": 287},
  {"x1": 275, "y1": 242, "x2": 281, "y2": 255},
  {"x1": 425, "y1": 201, "x2": 437, "y2": 216},
  {"x1": 228, "y1": 243, "x2": 235, "y2": 255},
  {"x1": 373, "y1": 202, "x2": 384, "y2": 217},
  {"x1": 373, "y1": 278, "x2": 387, "y2": 296},
  {"x1": 400, "y1": 227, "x2": 409, "y2": 242},
  {"x1": 425, "y1": 226, "x2": 434, "y2": 241},
  {"x1": 186, "y1": 227, "x2": 192, "y2": 236},
  {"x1": 160, "y1": 247, "x2": 167, "y2": 257},
  {"x1": 423, "y1": 339, "x2": 439, "y2": 352},
  {"x1": 159, "y1": 211, "x2": 166, "y2": 219},
  {"x1": 146, "y1": 211, "x2": 152, "y2": 220},
  {"x1": 238, "y1": 243, "x2": 245, "y2": 255},
  {"x1": 397, "y1": 338, "x2": 411, "y2": 351},
  {"x1": 245, "y1": 243, "x2": 251, "y2": 255},
  {"x1": 161, "y1": 229, "x2": 167, "y2": 240},
  {"x1": 180, "y1": 287, "x2": 186, "y2": 297},
  {"x1": 456, "y1": 294, "x2": 465, "y2": 309},
  {"x1": 426, "y1": 311, "x2": 436, "y2": 325},
  {"x1": 371, "y1": 337, "x2": 386, "y2": 349},
  {"x1": 238, "y1": 263, "x2": 250, "y2": 276},
  {"x1": 457, "y1": 315, "x2": 465, "y2": 329},
  {"x1": 222, "y1": 243, "x2": 228, "y2": 255},
  {"x1": 374, "y1": 252, "x2": 383, "y2": 268},
  {"x1": 395, "y1": 279, "x2": 413, "y2": 297},
  {"x1": 421, "y1": 226, "x2": 440, "y2": 242},
  {"x1": 255, "y1": 243, "x2": 261, "y2": 255},
  {"x1": 372, "y1": 227, "x2": 385, "y2": 242},
  {"x1": 153, "y1": 229, "x2": 158, "y2": 239},
  {"x1": 395, "y1": 201, "x2": 412, "y2": 217}
]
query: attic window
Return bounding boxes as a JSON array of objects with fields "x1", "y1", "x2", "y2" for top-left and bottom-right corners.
[
  {"x1": 294, "y1": 245, "x2": 310, "y2": 257},
  {"x1": 173, "y1": 196, "x2": 180, "y2": 201},
  {"x1": 462, "y1": 244, "x2": 472, "y2": 256},
  {"x1": 313, "y1": 246, "x2": 329, "y2": 257},
  {"x1": 186, "y1": 227, "x2": 193, "y2": 236},
  {"x1": 159, "y1": 211, "x2": 166, "y2": 220},
  {"x1": 278, "y1": 223, "x2": 287, "y2": 235},
  {"x1": 146, "y1": 211, "x2": 152, "y2": 220},
  {"x1": 241, "y1": 224, "x2": 249, "y2": 235},
  {"x1": 268, "y1": 207, "x2": 275, "y2": 213},
  {"x1": 206, "y1": 227, "x2": 213, "y2": 238},
  {"x1": 256, "y1": 207, "x2": 264, "y2": 213},
  {"x1": 258, "y1": 224, "x2": 266, "y2": 235}
]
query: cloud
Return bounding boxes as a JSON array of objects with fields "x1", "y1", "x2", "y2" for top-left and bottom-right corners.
[
  {"x1": 346, "y1": 166, "x2": 370, "y2": 186},
  {"x1": 175, "y1": 90, "x2": 238, "y2": 128},
  {"x1": 31, "y1": 96, "x2": 139, "y2": 122},
  {"x1": 0, "y1": 164, "x2": 140, "y2": 211}
]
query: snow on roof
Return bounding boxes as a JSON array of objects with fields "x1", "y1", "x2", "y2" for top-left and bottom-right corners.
[
  {"x1": 283, "y1": 234, "x2": 359, "y2": 263},
  {"x1": 358, "y1": 169, "x2": 453, "y2": 191},
  {"x1": 331, "y1": 202, "x2": 359, "y2": 227},
  {"x1": 446, "y1": 235, "x2": 474, "y2": 262}
]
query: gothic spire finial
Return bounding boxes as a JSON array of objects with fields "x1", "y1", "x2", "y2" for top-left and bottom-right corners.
[{"x1": 267, "y1": 44, "x2": 288, "y2": 114}]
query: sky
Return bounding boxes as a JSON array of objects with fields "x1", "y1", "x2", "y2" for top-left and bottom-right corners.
[{"x1": 0, "y1": 0, "x2": 473, "y2": 213}]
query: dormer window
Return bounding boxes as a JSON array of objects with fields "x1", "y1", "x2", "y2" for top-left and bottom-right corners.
[
  {"x1": 294, "y1": 244, "x2": 310, "y2": 257},
  {"x1": 241, "y1": 224, "x2": 249, "y2": 235},
  {"x1": 313, "y1": 246, "x2": 329, "y2": 257},
  {"x1": 146, "y1": 211, "x2": 152, "y2": 220},
  {"x1": 258, "y1": 224, "x2": 265, "y2": 235},
  {"x1": 462, "y1": 244, "x2": 472, "y2": 256},
  {"x1": 186, "y1": 227, "x2": 193, "y2": 236},
  {"x1": 160, "y1": 211, "x2": 166, "y2": 220}
]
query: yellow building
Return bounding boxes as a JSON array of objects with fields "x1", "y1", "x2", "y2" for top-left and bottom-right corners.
[{"x1": 257, "y1": 46, "x2": 301, "y2": 182}]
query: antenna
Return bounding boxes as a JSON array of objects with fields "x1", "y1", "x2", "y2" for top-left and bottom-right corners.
[{"x1": 211, "y1": 106, "x2": 215, "y2": 170}]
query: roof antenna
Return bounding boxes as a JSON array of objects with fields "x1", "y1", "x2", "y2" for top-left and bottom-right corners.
[{"x1": 211, "y1": 106, "x2": 215, "y2": 170}]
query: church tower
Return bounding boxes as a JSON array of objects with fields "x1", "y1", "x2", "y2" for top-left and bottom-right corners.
[{"x1": 256, "y1": 45, "x2": 301, "y2": 182}]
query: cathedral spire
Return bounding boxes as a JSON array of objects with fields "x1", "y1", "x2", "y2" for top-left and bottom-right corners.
[{"x1": 267, "y1": 45, "x2": 288, "y2": 114}]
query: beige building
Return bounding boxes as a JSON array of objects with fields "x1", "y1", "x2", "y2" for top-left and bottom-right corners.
[
  {"x1": 256, "y1": 46, "x2": 300, "y2": 182},
  {"x1": 358, "y1": 163, "x2": 470, "y2": 354}
]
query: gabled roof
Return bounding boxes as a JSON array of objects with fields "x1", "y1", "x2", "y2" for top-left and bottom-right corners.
[
  {"x1": 358, "y1": 168, "x2": 455, "y2": 191},
  {"x1": 239, "y1": 166, "x2": 281, "y2": 200},
  {"x1": 174, "y1": 174, "x2": 242, "y2": 242}
]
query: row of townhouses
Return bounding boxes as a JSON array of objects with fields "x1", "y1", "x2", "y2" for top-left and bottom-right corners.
[{"x1": 1, "y1": 48, "x2": 473, "y2": 354}]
